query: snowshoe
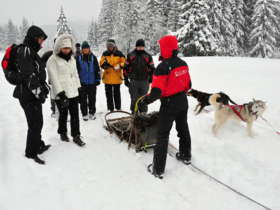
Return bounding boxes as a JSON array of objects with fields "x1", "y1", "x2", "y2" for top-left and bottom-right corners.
[
  {"x1": 60, "y1": 134, "x2": 70, "y2": 142},
  {"x1": 147, "y1": 164, "x2": 164, "y2": 179},
  {"x1": 73, "y1": 136, "x2": 86, "y2": 147},
  {"x1": 176, "y1": 153, "x2": 191, "y2": 165}
]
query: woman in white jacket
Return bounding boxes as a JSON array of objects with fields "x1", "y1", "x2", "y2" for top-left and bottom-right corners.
[{"x1": 47, "y1": 34, "x2": 85, "y2": 147}]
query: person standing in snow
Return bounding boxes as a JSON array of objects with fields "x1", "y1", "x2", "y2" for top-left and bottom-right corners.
[
  {"x1": 124, "y1": 39, "x2": 155, "y2": 114},
  {"x1": 13, "y1": 26, "x2": 51, "y2": 164},
  {"x1": 47, "y1": 34, "x2": 85, "y2": 147},
  {"x1": 138, "y1": 35, "x2": 192, "y2": 178},
  {"x1": 100, "y1": 39, "x2": 126, "y2": 112},
  {"x1": 76, "y1": 41, "x2": 101, "y2": 121},
  {"x1": 75, "y1": 43, "x2": 81, "y2": 58}
]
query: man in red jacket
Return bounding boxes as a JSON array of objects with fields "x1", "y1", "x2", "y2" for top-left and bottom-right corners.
[{"x1": 139, "y1": 35, "x2": 192, "y2": 179}]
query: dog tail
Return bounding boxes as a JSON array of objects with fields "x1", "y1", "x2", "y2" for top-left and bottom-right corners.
[
  {"x1": 228, "y1": 97, "x2": 238, "y2": 105},
  {"x1": 209, "y1": 93, "x2": 223, "y2": 109}
]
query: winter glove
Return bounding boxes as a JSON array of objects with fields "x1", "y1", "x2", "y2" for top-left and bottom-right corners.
[
  {"x1": 31, "y1": 84, "x2": 49, "y2": 104},
  {"x1": 148, "y1": 75, "x2": 153, "y2": 84},
  {"x1": 137, "y1": 96, "x2": 148, "y2": 113},
  {"x1": 57, "y1": 91, "x2": 69, "y2": 109},
  {"x1": 96, "y1": 81, "x2": 101, "y2": 86},
  {"x1": 102, "y1": 60, "x2": 113, "y2": 69},
  {"x1": 114, "y1": 64, "x2": 121, "y2": 71},
  {"x1": 124, "y1": 77, "x2": 130, "y2": 88}
]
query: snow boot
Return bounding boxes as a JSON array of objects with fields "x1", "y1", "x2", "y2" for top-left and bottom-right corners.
[
  {"x1": 73, "y1": 135, "x2": 86, "y2": 147},
  {"x1": 51, "y1": 112, "x2": 56, "y2": 118},
  {"x1": 147, "y1": 164, "x2": 164, "y2": 179},
  {"x1": 38, "y1": 144, "x2": 51, "y2": 155},
  {"x1": 83, "y1": 115, "x2": 89, "y2": 121},
  {"x1": 25, "y1": 154, "x2": 45, "y2": 165},
  {"x1": 60, "y1": 134, "x2": 70, "y2": 142},
  {"x1": 89, "y1": 114, "x2": 96, "y2": 120},
  {"x1": 176, "y1": 153, "x2": 191, "y2": 165}
]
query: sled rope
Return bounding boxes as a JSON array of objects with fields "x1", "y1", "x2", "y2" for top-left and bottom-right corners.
[
  {"x1": 190, "y1": 164, "x2": 272, "y2": 210},
  {"x1": 260, "y1": 116, "x2": 280, "y2": 135},
  {"x1": 168, "y1": 144, "x2": 272, "y2": 210}
]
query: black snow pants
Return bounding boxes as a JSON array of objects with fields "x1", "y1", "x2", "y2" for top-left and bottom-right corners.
[
  {"x1": 129, "y1": 80, "x2": 149, "y2": 113},
  {"x1": 19, "y1": 99, "x2": 46, "y2": 157},
  {"x1": 79, "y1": 84, "x2": 97, "y2": 116},
  {"x1": 56, "y1": 97, "x2": 80, "y2": 138},
  {"x1": 153, "y1": 92, "x2": 192, "y2": 174},
  {"x1": 105, "y1": 84, "x2": 121, "y2": 111}
]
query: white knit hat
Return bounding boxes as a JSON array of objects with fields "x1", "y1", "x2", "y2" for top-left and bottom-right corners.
[{"x1": 60, "y1": 38, "x2": 72, "y2": 49}]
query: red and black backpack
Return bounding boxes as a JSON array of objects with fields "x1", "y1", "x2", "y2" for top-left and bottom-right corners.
[{"x1": 1, "y1": 44, "x2": 21, "y2": 85}]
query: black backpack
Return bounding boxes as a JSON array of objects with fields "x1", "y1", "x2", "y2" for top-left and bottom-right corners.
[{"x1": 1, "y1": 44, "x2": 22, "y2": 85}]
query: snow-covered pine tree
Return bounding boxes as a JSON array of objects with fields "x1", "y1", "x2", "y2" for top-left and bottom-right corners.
[
  {"x1": 231, "y1": 0, "x2": 247, "y2": 55},
  {"x1": 0, "y1": 26, "x2": 6, "y2": 50},
  {"x1": 123, "y1": 0, "x2": 146, "y2": 54},
  {"x1": 111, "y1": 0, "x2": 130, "y2": 53},
  {"x1": 18, "y1": 17, "x2": 29, "y2": 42},
  {"x1": 6, "y1": 19, "x2": 18, "y2": 45},
  {"x1": 56, "y1": 7, "x2": 72, "y2": 37},
  {"x1": 88, "y1": 20, "x2": 99, "y2": 50},
  {"x1": 144, "y1": 0, "x2": 168, "y2": 54},
  {"x1": 167, "y1": 0, "x2": 181, "y2": 32},
  {"x1": 97, "y1": 0, "x2": 114, "y2": 46},
  {"x1": 207, "y1": 0, "x2": 225, "y2": 55},
  {"x1": 243, "y1": 0, "x2": 254, "y2": 55},
  {"x1": 176, "y1": 0, "x2": 217, "y2": 56},
  {"x1": 249, "y1": 0, "x2": 280, "y2": 58}
]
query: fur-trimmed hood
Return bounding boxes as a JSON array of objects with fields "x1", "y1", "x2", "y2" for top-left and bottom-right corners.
[{"x1": 54, "y1": 34, "x2": 75, "y2": 55}]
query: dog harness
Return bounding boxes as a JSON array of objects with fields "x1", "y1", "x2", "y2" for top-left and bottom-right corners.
[{"x1": 227, "y1": 105, "x2": 246, "y2": 122}]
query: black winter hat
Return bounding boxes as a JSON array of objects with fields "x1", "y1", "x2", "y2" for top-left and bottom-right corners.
[
  {"x1": 136, "y1": 39, "x2": 145, "y2": 47},
  {"x1": 26, "y1": 25, "x2": 48, "y2": 40},
  {"x1": 82, "y1": 41, "x2": 90, "y2": 49},
  {"x1": 107, "y1": 39, "x2": 116, "y2": 48},
  {"x1": 75, "y1": 43, "x2": 81, "y2": 48}
]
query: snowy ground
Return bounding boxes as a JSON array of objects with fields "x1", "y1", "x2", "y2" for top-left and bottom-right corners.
[{"x1": 0, "y1": 53, "x2": 280, "y2": 210}]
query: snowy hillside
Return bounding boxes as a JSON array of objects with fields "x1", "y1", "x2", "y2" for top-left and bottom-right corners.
[{"x1": 1, "y1": 54, "x2": 280, "y2": 210}]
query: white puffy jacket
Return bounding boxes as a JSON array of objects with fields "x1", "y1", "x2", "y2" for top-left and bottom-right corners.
[{"x1": 47, "y1": 34, "x2": 81, "y2": 99}]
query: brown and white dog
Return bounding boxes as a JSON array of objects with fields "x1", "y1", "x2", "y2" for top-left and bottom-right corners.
[{"x1": 209, "y1": 93, "x2": 267, "y2": 137}]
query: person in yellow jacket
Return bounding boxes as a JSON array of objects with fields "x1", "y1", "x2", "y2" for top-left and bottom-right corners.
[{"x1": 100, "y1": 39, "x2": 126, "y2": 112}]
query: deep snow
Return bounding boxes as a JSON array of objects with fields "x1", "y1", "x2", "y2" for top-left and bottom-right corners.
[{"x1": 0, "y1": 53, "x2": 280, "y2": 210}]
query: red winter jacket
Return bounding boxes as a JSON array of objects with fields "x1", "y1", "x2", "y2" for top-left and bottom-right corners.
[{"x1": 145, "y1": 36, "x2": 191, "y2": 104}]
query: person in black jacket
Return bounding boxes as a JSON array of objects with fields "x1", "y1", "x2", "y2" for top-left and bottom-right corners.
[
  {"x1": 13, "y1": 25, "x2": 50, "y2": 165},
  {"x1": 75, "y1": 43, "x2": 81, "y2": 59},
  {"x1": 124, "y1": 39, "x2": 155, "y2": 113},
  {"x1": 76, "y1": 41, "x2": 101, "y2": 121}
]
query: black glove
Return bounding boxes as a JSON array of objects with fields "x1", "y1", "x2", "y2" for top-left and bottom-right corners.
[
  {"x1": 124, "y1": 77, "x2": 130, "y2": 87},
  {"x1": 138, "y1": 97, "x2": 148, "y2": 113},
  {"x1": 57, "y1": 91, "x2": 69, "y2": 109},
  {"x1": 38, "y1": 84, "x2": 49, "y2": 104},
  {"x1": 148, "y1": 75, "x2": 153, "y2": 84},
  {"x1": 102, "y1": 60, "x2": 113, "y2": 69},
  {"x1": 96, "y1": 81, "x2": 101, "y2": 86}
]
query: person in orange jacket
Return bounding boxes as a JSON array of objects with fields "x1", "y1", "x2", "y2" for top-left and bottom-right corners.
[{"x1": 100, "y1": 39, "x2": 126, "y2": 112}]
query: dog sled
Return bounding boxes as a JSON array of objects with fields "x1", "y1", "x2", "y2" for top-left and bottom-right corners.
[{"x1": 104, "y1": 111, "x2": 159, "y2": 152}]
